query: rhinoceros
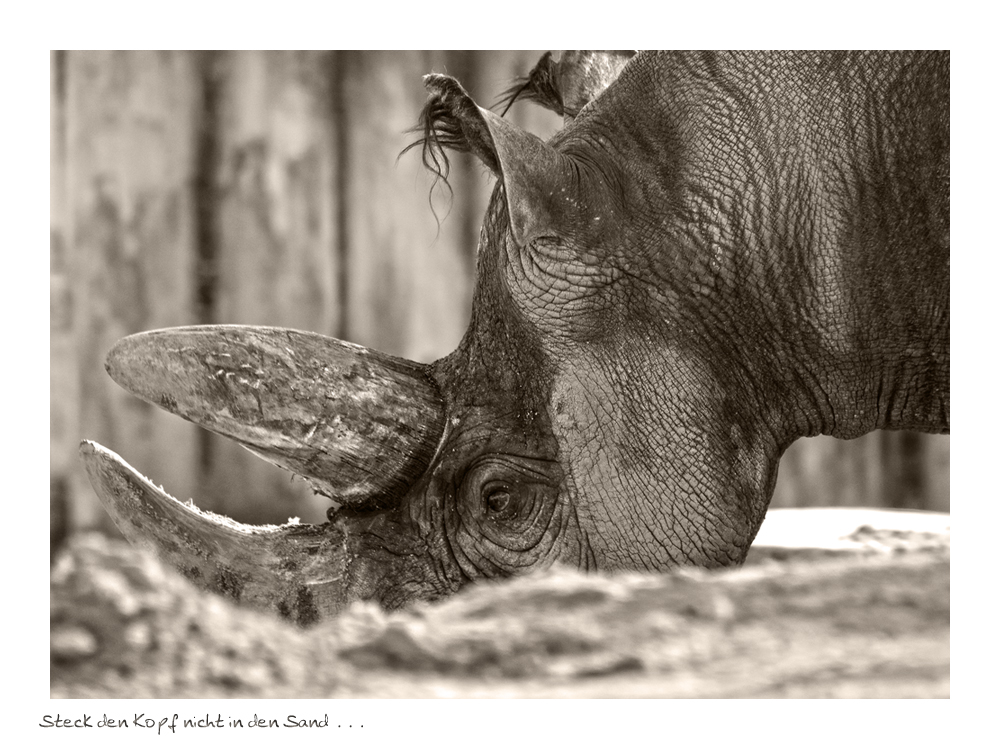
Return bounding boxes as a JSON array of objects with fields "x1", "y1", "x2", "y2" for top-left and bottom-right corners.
[{"x1": 81, "y1": 50, "x2": 949, "y2": 625}]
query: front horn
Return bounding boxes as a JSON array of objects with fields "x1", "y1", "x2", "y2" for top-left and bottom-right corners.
[{"x1": 104, "y1": 325, "x2": 445, "y2": 507}]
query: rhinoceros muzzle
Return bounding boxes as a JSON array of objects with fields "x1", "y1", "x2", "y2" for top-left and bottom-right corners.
[{"x1": 79, "y1": 325, "x2": 447, "y2": 622}]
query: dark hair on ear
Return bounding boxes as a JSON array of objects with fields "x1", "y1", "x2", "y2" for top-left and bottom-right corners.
[
  {"x1": 494, "y1": 51, "x2": 565, "y2": 117},
  {"x1": 400, "y1": 74, "x2": 501, "y2": 216}
]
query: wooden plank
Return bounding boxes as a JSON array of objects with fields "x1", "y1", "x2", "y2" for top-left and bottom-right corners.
[
  {"x1": 51, "y1": 50, "x2": 74, "y2": 548},
  {"x1": 339, "y1": 51, "x2": 473, "y2": 363},
  {"x1": 204, "y1": 51, "x2": 339, "y2": 524},
  {"x1": 66, "y1": 51, "x2": 201, "y2": 530},
  {"x1": 772, "y1": 434, "x2": 879, "y2": 508},
  {"x1": 772, "y1": 433, "x2": 950, "y2": 511},
  {"x1": 923, "y1": 434, "x2": 950, "y2": 512},
  {"x1": 880, "y1": 431, "x2": 951, "y2": 511}
]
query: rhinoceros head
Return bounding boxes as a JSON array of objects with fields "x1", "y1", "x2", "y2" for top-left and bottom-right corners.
[{"x1": 81, "y1": 55, "x2": 776, "y2": 623}]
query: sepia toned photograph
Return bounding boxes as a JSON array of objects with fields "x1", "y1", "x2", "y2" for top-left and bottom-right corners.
[{"x1": 50, "y1": 50, "x2": 949, "y2": 701}]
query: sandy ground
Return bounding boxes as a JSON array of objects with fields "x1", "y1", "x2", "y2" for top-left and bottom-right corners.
[{"x1": 50, "y1": 508, "x2": 949, "y2": 698}]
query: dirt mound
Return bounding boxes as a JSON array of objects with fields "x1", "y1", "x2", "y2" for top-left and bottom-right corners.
[{"x1": 50, "y1": 509, "x2": 950, "y2": 698}]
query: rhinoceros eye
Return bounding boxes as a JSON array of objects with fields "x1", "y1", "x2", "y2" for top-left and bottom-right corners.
[
  {"x1": 484, "y1": 485, "x2": 512, "y2": 515},
  {"x1": 461, "y1": 455, "x2": 560, "y2": 528}
]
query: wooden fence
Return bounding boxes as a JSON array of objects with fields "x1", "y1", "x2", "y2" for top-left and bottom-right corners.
[{"x1": 50, "y1": 51, "x2": 949, "y2": 537}]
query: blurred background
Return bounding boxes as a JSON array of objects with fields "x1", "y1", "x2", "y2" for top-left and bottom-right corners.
[{"x1": 50, "y1": 51, "x2": 949, "y2": 552}]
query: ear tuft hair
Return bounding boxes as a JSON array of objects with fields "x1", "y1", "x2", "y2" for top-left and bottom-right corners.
[
  {"x1": 495, "y1": 52, "x2": 565, "y2": 117},
  {"x1": 401, "y1": 70, "x2": 575, "y2": 248},
  {"x1": 401, "y1": 74, "x2": 500, "y2": 203},
  {"x1": 495, "y1": 51, "x2": 638, "y2": 123}
]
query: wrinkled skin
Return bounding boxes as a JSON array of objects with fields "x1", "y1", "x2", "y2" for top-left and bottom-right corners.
[{"x1": 83, "y1": 51, "x2": 949, "y2": 622}]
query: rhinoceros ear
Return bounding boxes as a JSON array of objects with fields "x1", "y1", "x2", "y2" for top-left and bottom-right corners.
[
  {"x1": 415, "y1": 74, "x2": 573, "y2": 247},
  {"x1": 496, "y1": 50, "x2": 636, "y2": 123}
]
